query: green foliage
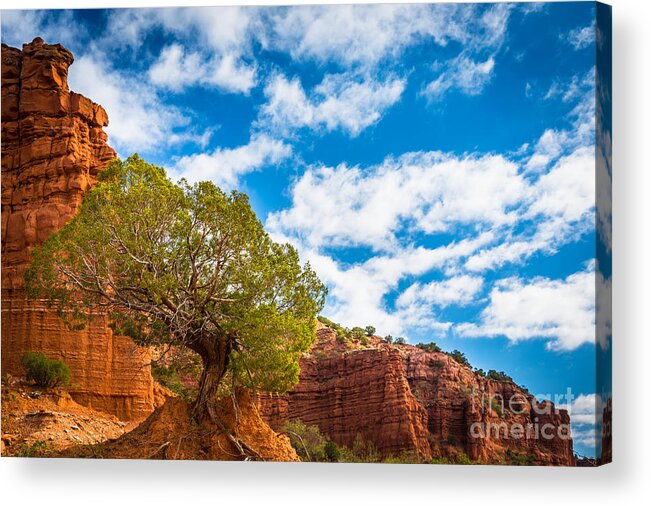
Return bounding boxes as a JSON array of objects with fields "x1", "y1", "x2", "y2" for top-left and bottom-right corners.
[
  {"x1": 430, "y1": 452, "x2": 475, "y2": 465},
  {"x1": 359, "y1": 335, "x2": 369, "y2": 346},
  {"x1": 364, "y1": 325, "x2": 376, "y2": 336},
  {"x1": 447, "y1": 349, "x2": 470, "y2": 367},
  {"x1": 339, "y1": 434, "x2": 381, "y2": 463},
  {"x1": 25, "y1": 155, "x2": 327, "y2": 400},
  {"x1": 474, "y1": 368, "x2": 486, "y2": 377},
  {"x1": 382, "y1": 451, "x2": 423, "y2": 464},
  {"x1": 350, "y1": 327, "x2": 365, "y2": 340},
  {"x1": 282, "y1": 419, "x2": 340, "y2": 462},
  {"x1": 17, "y1": 440, "x2": 52, "y2": 457},
  {"x1": 324, "y1": 441, "x2": 341, "y2": 462},
  {"x1": 506, "y1": 449, "x2": 533, "y2": 466},
  {"x1": 486, "y1": 369, "x2": 513, "y2": 382},
  {"x1": 21, "y1": 352, "x2": 70, "y2": 389},
  {"x1": 384, "y1": 335, "x2": 393, "y2": 344},
  {"x1": 394, "y1": 337, "x2": 406, "y2": 345},
  {"x1": 454, "y1": 452, "x2": 473, "y2": 465},
  {"x1": 416, "y1": 342, "x2": 441, "y2": 353},
  {"x1": 430, "y1": 456, "x2": 452, "y2": 464},
  {"x1": 491, "y1": 397, "x2": 504, "y2": 416},
  {"x1": 446, "y1": 434, "x2": 458, "y2": 445},
  {"x1": 317, "y1": 315, "x2": 337, "y2": 328},
  {"x1": 152, "y1": 364, "x2": 192, "y2": 401}
]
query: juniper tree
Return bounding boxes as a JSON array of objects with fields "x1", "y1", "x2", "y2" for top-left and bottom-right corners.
[{"x1": 25, "y1": 155, "x2": 327, "y2": 450}]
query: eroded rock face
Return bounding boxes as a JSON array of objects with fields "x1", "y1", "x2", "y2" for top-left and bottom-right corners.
[
  {"x1": 260, "y1": 325, "x2": 575, "y2": 465},
  {"x1": 260, "y1": 327, "x2": 432, "y2": 460},
  {"x1": 1, "y1": 38, "x2": 164, "y2": 420}
]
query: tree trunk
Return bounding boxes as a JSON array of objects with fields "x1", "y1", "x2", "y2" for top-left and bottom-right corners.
[
  {"x1": 191, "y1": 337, "x2": 230, "y2": 423},
  {"x1": 187, "y1": 336, "x2": 261, "y2": 460}
]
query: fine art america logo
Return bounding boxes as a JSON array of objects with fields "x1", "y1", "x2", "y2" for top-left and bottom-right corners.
[{"x1": 468, "y1": 389, "x2": 574, "y2": 441}]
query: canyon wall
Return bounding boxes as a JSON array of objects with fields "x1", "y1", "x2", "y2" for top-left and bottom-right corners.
[
  {"x1": 1, "y1": 38, "x2": 165, "y2": 420},
  {"x1": 260, "y1": 325, "x2": 575, "y2": 465}
]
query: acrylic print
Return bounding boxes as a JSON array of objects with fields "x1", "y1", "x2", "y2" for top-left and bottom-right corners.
[{"x1": 0, "y1": 2, "x2": 611, "y2": 466}]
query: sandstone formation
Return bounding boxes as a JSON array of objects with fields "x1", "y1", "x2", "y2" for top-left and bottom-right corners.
[
  {"x1": 260, "y1": 324, "x2": 575, "y2": 465},
  {"x1": 261, "y1": 328, "x2": 432, "y2": 459},
  {"x1": 1, "y1": 38, "x2": 165, "y2": 420}
]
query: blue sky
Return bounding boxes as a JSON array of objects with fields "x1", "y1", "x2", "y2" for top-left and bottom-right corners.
[{"x1": 1, "y1": 2, "x2": 610, "y2": 458}]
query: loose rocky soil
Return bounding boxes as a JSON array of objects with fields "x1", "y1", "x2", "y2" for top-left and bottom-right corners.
[{"x1": 1, "y1": 378, "x2": 135, "y2": 457}]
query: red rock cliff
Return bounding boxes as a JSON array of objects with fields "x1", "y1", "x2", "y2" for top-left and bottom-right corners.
[
  {"x1": 1, "y1": 38, "x2": 165, "y2": 420},
  {"x1": 260, "y1": 324, "x2": 575, "y2": 465}
]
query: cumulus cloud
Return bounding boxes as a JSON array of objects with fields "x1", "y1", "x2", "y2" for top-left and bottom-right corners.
[
  {"x1": 397, "y1": 276, "x2": 484, "y2": 310},
  {"x1": 263, "y1": 4, "x2": 472, "y2": 67},
  {"x1": 297, "y1": 238, "x2": 491, "y2": 337},
  {"x1": 148, "y1": 44, "x2": 255, "y2": 94},
  {"x1": 0, "y1": 9, "x2": 85, "y2": 50},
  {"x1": 557, "y1": 393, "x2": 604, "y2": 449},
  {"x1": 257, "y1": 72, "x2": 405, "y2": 137},
  {"x1": 103, "y1": 7, "x2": 258, "y2": 94},
  {"x1": 171, "y1": 134, "x2": 292, "y2": 189},
  {"x1": 68, "y1": 54, "x2": 205, "y2": 156},
  {"x1": 267, "y1": 152, "x2": 525, "y2": 251},
  {"x1": 456, "y1": 265, "x2": 595, "y2": 351}
]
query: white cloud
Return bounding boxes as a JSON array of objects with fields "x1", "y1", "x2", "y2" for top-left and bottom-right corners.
[
  {"x1": 301, "y1": 240, "x2": 490, "y2": 338},
  {"x1": 527, "y1": 146, "x2": 595, "y2": 223},
  {"x1": 263, "y1": 4, "x2": 463, "y2": 67},
  {"x1": 557, "y1": 393, "x2": 602, "y2": 425},
  {"x1": 397, "y1": 275, "x2": 484, "y2": 309},
  {"x1": 556, "y1": 393, "x2": 604, "y2": 449},
  {"x1": 423, "y1": 55, "x2": 496, "y2": 101},
  {"x1": 564, "y1": 21, "x2": 596, "y2": 51},
  {"x1": 456, "y1": 266, "x2": 595, "y2": 351},
  {"x1": 171, "y1": 134, "x2": 292, "y2": 189},
  {"x1": 104, "y1": 7, "x2": 258, "y2": 94},
  {"x1": 148, "y1": 44, "x2": 255, "y2": 94},
  {"x1": 0, "y1": 10, "x2": 83, "y2": 50},
  {"x1": 267, "y1": 152, "x2": 526, "y2": 251},
  {"x1": 68, "y1": 54, "x2": 202, "y2": 156},
  {"x1": 257, "y1": 72, "x2": 405, "y2": 137}
]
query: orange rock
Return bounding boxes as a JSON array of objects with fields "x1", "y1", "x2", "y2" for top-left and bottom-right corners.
[
  {"x1": 1, "y1": 39, "x2": 164, "y2": 421},
  {"x1": 260, "y1": 326, "x2": 576, "y2": 465}
]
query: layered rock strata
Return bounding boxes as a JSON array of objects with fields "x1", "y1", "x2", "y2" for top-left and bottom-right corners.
[
  {"x1": 260, "y1": 325, "x2": 575, "y2": 465},
  {"x1": 1, "y1": 38, "x2": 165, "y2": 420}
]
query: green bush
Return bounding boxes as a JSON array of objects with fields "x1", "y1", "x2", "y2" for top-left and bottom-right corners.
[
  {"x1": 364, "y1": 325, "x2": 376, "y2": 336},
  {"x1": 324, "y1": 441, "x2": 341, "y2": 462},
  {"x1": 350, "y1": 327, "x2": 365, "y2": 340},
  {"x1": 430, "y1": 456, "x2": 452, "y2": 464},
  {"x1": 339, "y1": 434, "x2": 381, "y2": 463},
  {"x1": 283, "y1": 419, "x2": 337, "y2": 462},
  {"x1": 491, "y1": 397, "x2": 504, "y2": 416},
  {"x1": 21, "y1": 352, "x2": 70, "y2": 388},
  {"x1": 454, "y1": 452, "x2": 473, "y2": 465},
  {"x1": 384, "y1": 335, "x2": 393, "y2": 344},
  {"x1": 447, "y1": 349, "x2": 470, "y2": 367},
  {"x1": 152, "y1": 364, "x2": 194, "y2": 401},
  {"x1": 317, "y1": 315, "x2": 337, "y2": 328},
  {"x1": 394, "y1": 337, "x2": 406, "y2": 345},
  {"x1": 416, "y1": 342, "x2": 441, "y2": 353},
  {"x1": 486, "y1": 369, "x2": 513, "y2": 382},
  {"x1": 506, "y1": 449, "x2": 533, "y2": 466},
  {"x1": 446, "y1": 434, "x2": 457, "y2": 445},
  {"x1": 17, "y1": 440, "x2": 51, "y2": 457}
]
